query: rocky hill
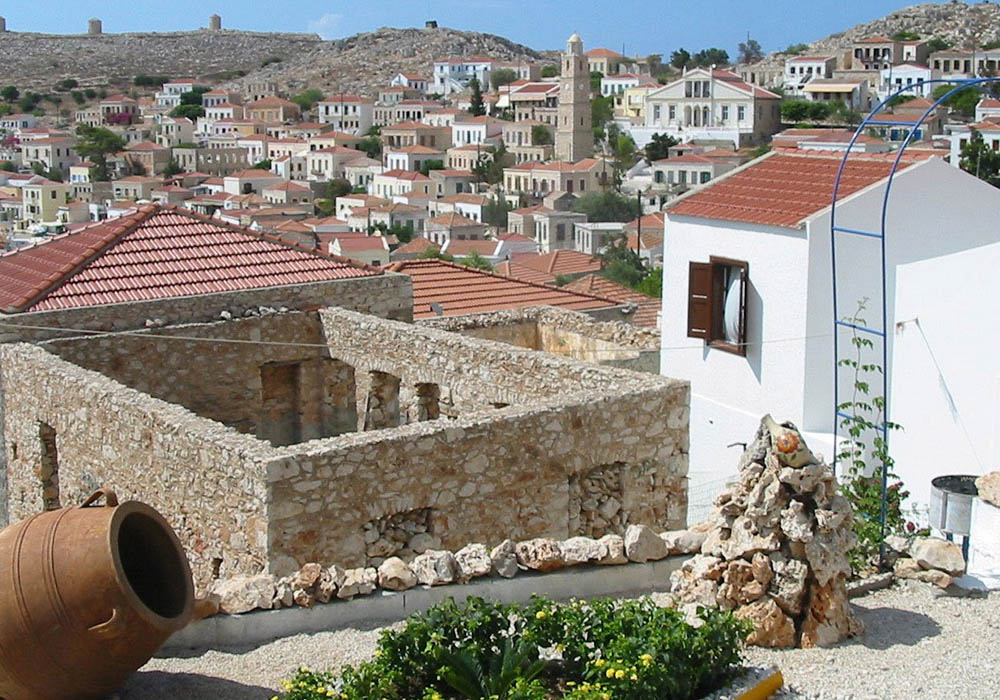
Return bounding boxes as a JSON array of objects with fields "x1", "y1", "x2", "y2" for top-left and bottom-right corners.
[
  {"x1": 222, "y1": 26, "x2": 547, "y2": 97},
  {"x1": 0, "y1": 30, "x2": 325, "y2": 91},
  {"x1": 755, "y1": 1, "x2": 1000, "y2": 69}
]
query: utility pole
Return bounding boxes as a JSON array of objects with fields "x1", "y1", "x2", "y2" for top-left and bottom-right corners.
[{"x1": 636, "y1": 189, "x2": 642, "y2": 259}]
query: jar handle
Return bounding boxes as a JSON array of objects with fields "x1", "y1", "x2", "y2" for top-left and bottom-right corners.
[{"x1": 80, "y1": 488, "x2": 119, "y2": 508}]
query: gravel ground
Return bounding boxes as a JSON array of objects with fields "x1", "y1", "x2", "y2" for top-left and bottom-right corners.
[{"x1": 119, "y1": 580, "x2": 1000, "y2": 699}]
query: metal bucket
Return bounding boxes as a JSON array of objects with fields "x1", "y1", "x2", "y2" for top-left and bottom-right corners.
[
  {"x1": 929, "y1": 475, "x2": 979, "y2": 537},
  {"x1": 0, "y1": 489, "x2": 194, "y2": 699}
]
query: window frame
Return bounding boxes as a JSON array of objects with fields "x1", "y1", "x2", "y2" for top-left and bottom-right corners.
[{"x1": 686, "y1": 256, "x2": 749, "y2": 356}]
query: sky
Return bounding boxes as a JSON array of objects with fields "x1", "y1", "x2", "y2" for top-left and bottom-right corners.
[{"x1": 0, "y1": 1, "x2": 971, "y2": 57}]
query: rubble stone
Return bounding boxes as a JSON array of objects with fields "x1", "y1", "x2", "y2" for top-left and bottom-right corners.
[
  {"x1": 213, "y1": 574, "x2": 276, "y2": 615},
  {"x1": 800, "y1": 579, "x2": 863, "y2": 648},
  {"x1": 911, "y1": 537, "x2": 966, "y2": 577},
  {"x1": 735, "y1": 598, "x2": 796, "y2": 649},
  {"x1": 515, "y1": 538, "x2": 565, "y2": 572},
  {"x1": 490, "y1": 539, "x2": 519, "y2": 578},
  {"x1": 976, "y1": 471, "x2": 1000, "y2": 508},
  {"x1": 560, "y1": 536, "x2": 604, "y2": 566},
  {"x1": 377, "y1": 557, "x2": 417, "y2": 591},
  {"x1": 595, "y1": 534, "x2": 628, "y2": 565},
  {"x1": 624, "y1": 524, "x2": 669, "y2": 562},
  {"x1": 412, "y1": 550, "x2": 458, "y2": 585},
  {"x1": 454, "y1": 543, "x2": 491, "y2": 581},
  {"x1": 336, "y1": 567, "x2": 377, "y2": 599},
  {"x1": 660, "y1": 528, "x2": 707, "y2": 555}
]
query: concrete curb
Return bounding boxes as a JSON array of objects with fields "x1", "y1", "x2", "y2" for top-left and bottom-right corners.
[{"x1": 164, "y1": 556, "x2": 683, "y2": 652}]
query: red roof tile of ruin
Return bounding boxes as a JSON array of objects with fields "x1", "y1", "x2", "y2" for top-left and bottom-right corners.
[
  {"x1": 385, "y1": 258, "x2": 619, "y2": 319},
  {"x1": 626, "y1": 212, "x2": 665, "y2": 231},
  {"x1": 0, "y1": 204, "x2": 380, "y2": 313},
  {"x1": 563, "y1": 274, "x2": 660, "y2": 329},
  {"x1": 392, "y1": 237, "x2": 436, "y2": 256},
  {"x1": 508, "y1": 249, "x2": 602, "y2": 278},
  {"x1": 667, "y1": 151, "x2": 927, "y2": 228},
  {"x1": 443, "y1": 239, "x2": 497, "y2": 257}
]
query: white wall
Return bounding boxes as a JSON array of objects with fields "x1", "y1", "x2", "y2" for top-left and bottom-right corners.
[
  {"x1": 660, "y1": 214, "x2": 810, "y2": 516},
  {"x1": 890, "y1": 242, "x2": 1000, "y2": 521}
]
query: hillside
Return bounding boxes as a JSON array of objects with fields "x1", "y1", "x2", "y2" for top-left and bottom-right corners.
[
  {"x1": 0, "y1": 30, "x2": 325, "y2": 91},
  {"x1": 223, "y1": 26, "x2": 547, "y2": 97},
  {"x1": 756, "y1": 2, "x2": 1000, "y2": 68}
]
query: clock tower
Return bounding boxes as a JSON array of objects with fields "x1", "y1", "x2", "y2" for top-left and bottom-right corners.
[{"x1": 556, "y1": 33, "x2": 593, "y2": 163}]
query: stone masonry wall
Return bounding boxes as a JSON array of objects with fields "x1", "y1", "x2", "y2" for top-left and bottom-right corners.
[
  {"x1": 0, "y1": 343, "x2": 274, "y2": 591},
  {"x1": 260, "y1": 307, "x2": 689, "y2": 575}
]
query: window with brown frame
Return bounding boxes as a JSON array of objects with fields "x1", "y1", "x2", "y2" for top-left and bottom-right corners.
[{"x1": 687, "y1": 256, "x2": 749, "y2": 355}]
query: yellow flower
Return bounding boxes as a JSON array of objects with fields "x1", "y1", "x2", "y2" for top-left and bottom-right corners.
[
  {"x1": 594, "y1": 659, "x2": 606, "y2": 667},
  {"x1": 606, "y1": 668, "x2": 615, "y2": 679},
  {"x1": 602, "y1": 694, "x2": 611, "y2": 700},
  {"x1": 630, "y1": 673, "x2": 638, "y2": 681},
  {"x1": 535, "y1": 610, "x2": 547, "y2": 619},
  {"x1": 615, "y1": 669, "x2": 625, "y2": 679}
]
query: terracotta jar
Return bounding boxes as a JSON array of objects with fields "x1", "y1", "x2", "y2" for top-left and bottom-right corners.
[{"x1": 0, "y1": 489, "x2": 194, "y2": 699}]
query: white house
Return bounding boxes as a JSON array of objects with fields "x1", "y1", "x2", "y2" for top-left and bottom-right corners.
[
  {"x1": 659, "y1": 151, "x2": 1000, "y2": 522},
  {"x1": 640, "y1": 68, "x2": 781, "y2": 149},
  {"x1": 879, "y1": 64, "x2": 937, "y2": 98},
  {"x1": 155, "y1": 80, "x2": 206, "y2": 109},
  {"x1": 600, "y1": 74, "x2": 641, "y2": 97},
  {"x1": 802, "y1": 79, "x2": 870, "y2": 111},
  {"x1": 317, "y1": 96, "x2": 375, "y2": 135},
  {"x1": 975, "y1": 98, "x2": 1000, "y2": 122},
  {"x1": 782, "y1": 56, "x2": 837, "y2": 97},
  {"x1": 432, "y1": 57, "x2": 494, "y2": 96},
  {"x1": 390, "y1": 73, "x2": 429, "y2": 93},
  {"x1": 451, "y1": 116, "x2": 504, "y2": 147},
  {"x1": 948, "y1": 119, "x2": 1000, "y2": 167}
]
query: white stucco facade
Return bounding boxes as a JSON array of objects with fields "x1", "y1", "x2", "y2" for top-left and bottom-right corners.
[{"x1": 660, "y1": 156, "x2": 1000, "y2": 521}]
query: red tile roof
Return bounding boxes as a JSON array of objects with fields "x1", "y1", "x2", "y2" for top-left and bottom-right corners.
[
  {"x1": 385, "y1": 259, "x2": 620, "y2": 318},
  {"x1": 496, "y1": 250, "x2": 602, "y2": 285},
  {"x1": 563, "y1": 274, "x2": 660, "y2": 328},
  {"x1": 667, "y1": 151, "x2": 927, "y2": 228},
  {"x1": 429, "y1": 212, "x2": 482, "y2": 227},
  {"x1": 0, "y1": 204, "x2": 380, "y2": 313},
  {"x1": 443, "y1": 239, "x2": 497, "y2": 257},
  {"x1": 586, "y1": 47, "x2": 627, "y2": 59},
  {"x1": 392, "y1": 237, "x2": 436, "y2": 256}
]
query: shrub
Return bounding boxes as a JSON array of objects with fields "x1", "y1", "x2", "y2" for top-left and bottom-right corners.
[{"x1": 275, "y1": 596, "x2": 749, "y2": 700}]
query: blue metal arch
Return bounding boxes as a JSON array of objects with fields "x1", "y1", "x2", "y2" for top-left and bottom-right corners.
[{"x1": 829, "y1": 77, "x2": 1000, "y2": 566}]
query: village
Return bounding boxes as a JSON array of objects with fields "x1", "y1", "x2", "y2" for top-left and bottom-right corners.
[{"x1": 0, "y1": 4, "x2": 999, "y2": 699}]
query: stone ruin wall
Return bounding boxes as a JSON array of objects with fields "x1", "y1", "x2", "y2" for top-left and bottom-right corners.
[
  {"x1": 0, "y1": 305, "x2": 689, "y2": 592},
  {"x1": 420, "y1": 307, "x2": 661, "y2": 374},
  {"x1": 0, "y1": 343, "x2": 274, "y2": 587}
]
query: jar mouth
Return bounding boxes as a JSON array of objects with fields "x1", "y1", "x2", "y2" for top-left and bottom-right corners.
[{"x1": 109, "y1": 502, "x2": 193, "y2": 629}]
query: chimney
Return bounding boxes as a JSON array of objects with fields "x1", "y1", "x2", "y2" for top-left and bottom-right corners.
[
  {"x1": 87, "y1": 18, "x2": 102, "y2": 35},
  {"x1": 209, "y1": 14, "x2": 221, "y2": 31},
  {"x1": 0, "y1": 17, "x2": 7, "y2": 33}
]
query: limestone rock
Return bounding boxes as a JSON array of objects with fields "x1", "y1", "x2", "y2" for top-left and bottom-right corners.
[
  {"x1": 595, "y1": 534, "x2": 628, "y2": 565},
  {"x1": 273, "y1": 579, "x2": 294, "y2": 608},
  {"x1": 735, "y1": 598, "x2": 796, "y2": 648},
  {"x1": 490, "y1": 539, "x2": 518, "y2": 578},
  {"x1": 314, "y1": 568, "x2": 337, "y2": 604},
  {"x1": 911, "y1": 537, "x2": 966, "y2": 576},
  {"x1": 412, "y1": 550, "x2": 458, "y2": 585},
  {"x1": 515, "y1": 538, "x2": 565, "y2": 571},
  {"x1": 378, "y1": 557, "x2": 417, "y2": 591},
  {"x1": 769, "y1": 555, "x2": 809, "y2": 616},
  {"x1": 744, "y1": 463, "x2": 787, "y2": 528},
  {"x1": 337, "y1": 567, "x2": 377, "y2": 599},
  {"x1": 454, "y1": 543, "x2": 492, "y2": 581},
  {"x1": 722, "y1": 517, "x2": 781, "y2": 560},
  {"x1": 779, "y1": 462, "x2": 827, "y2": 495},
  {"x1": 895, "y1": 557, "x2": 953, "y2": 588},
  {"x1": 804, "y1": 527, "x2": 854, "y2": 587},
  {"x1": 815, "y1": 495, "x2": 851, "y2": 532},
  {"x1": 213, "y1": 574, "x2": 275, "y2": 614},
  {"x1": 976, "y1": 471, "x2": 1000, "y2": 507},
  {"x1": 718, "y1": 559, "x2": 762, "y2": 608},
  {"x1": 293, "y1": 587, "x2": 315, "y2": 608},
  {"x1": 291, "y1": 562, "x2": 323, "y2": 590},
  {"x1": 885, "y1": 535, "x2": 911, "y2": 556},
  {"x1": 409, "y1": 533, "x2": 442, "y2": 554},
  {"x1": 800, "y1": 579, "x2": 863, "y2": 648},
  {"x1": 660, "y1": 528, "x2": 707, "y2": 555},
  {"x1": 624, "y1": 524, "x2": 668, "y2": 562},
  {"x1": 779, "y1": 500, "x2": 814, "y2": 542},
  {"x1": 560, "y1": 536, "x2": 604, "y2": 566}
]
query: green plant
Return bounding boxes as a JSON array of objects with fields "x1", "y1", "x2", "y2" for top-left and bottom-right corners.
[
  {"x1": 837, "y1": 298, "x2": 915, "y2": 573},
  {"x1": 784, "y1": 43, "x2": 810, "y2": 55},
  {"x1": 261, "y1": 55, "x2": 283, "y2": 67},
  {"x1": 469, "y1": 77, "x2": 485, "y2": 116},
  {"x1": 541, "y1": 64, "x2": 558, "y2": 78},
  {"x1": 458, "y1": 251, "x2": 493, "y2": 271},
  {"x1": 275, "y1": 596, "x2": 749, "y2": 700}
]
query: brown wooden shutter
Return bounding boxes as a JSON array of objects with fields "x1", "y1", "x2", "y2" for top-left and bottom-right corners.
[{"x1": 687, "y1": 261, "x2": 713, "y2": 339}]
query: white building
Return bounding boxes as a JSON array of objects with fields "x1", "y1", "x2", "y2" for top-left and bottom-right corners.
[
  {"x1": 782, "y1": 56, "x2": 837, "y2": 97},
  {"x1": 432, "y1": 57, "x2": 494, "y2": 96},
  {"x1": 600, "y1": 73, "x2": 641, "y2": 97},
  {"x1": 640, "y1": 68, "x2": 781, "y2": 149},
  {"x1": 317, "y1": 96, "x2": 375, "y2": 135},
  {"x1": 390, "y1": 73, "x2": 429, "y2": 93},
  {"x1": 659, "y1": 151, "x2": 1000, "y2": 521},
  {"x1": 879, "y1": 64, "x2": 937, "y2": 98},
  {"x1": 802, "y1": 79, "x2": 870, "y2": 111},
  {"x1": 155, "y1": 80, "x2": 206, "y2": 109},
  {"x1": 451, "y1": 116, "x2": 504, "y2": 147}
]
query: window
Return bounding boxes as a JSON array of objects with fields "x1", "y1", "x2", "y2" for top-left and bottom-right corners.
[
  {"x1": 737, "y1": 105, "x2": 746, "y2": 121},
  {"x1": 700, "y1": 171, "x2": 711, "y2": 184},
  {"x1": 556, "y1": 223, "x2": 565, "y2": 241},
  {"x1": 721, "y1": 105, "x2": 729, "y2": 121},
  {"x1": 668, "y1": 105, "x2": 675, "y2": 120},
  {"x1": 686, "y1": 257, "x2": 749, "y2": 355},
  {"x1": 654, "y1": 105, "x2": 661, "y2": 121}
]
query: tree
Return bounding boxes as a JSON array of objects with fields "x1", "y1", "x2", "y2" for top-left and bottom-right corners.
[
  {"x1": 261, "y1": 55, "x2": 283, "y2": 68},
  {"x1": 780, "y1": 100, "x2": 812, "y2": 122},
  {"x1": 589, "y1": 71, "x2": 604, "y2": 94},
  {"x1": 571, "y1": 190, "x2": 640, "y2": 223},
  {"x1": 531, "y1": 124, "x2": 552, "y2": 145},
  {"x1": 292, "y1": 88, "x2": 324, "y2": 112},
  {"x1": 358, "y1": 136, "x2": 382, "y2": 160},
  {"x1": 1, "y1": 86, "x2": 19, "y2": 103},
  {"x1": 599, "y1": 235, "x2": 646, "y2": 288},
  {"x1": 469, "y1": 77, "x2": 485, "y2": 116},
  {"x1": 170, "y1": 104, "x2": 205, "y2": 119},
  {"x1": 670, "y1": 49, "x2": 691, "y2": 70},
  {"x1": 252, "y1": 159, "x2": 272, "y2": 171},
  {"x1": 491, "y1": 69, "x2": 518, "y2": 88},
  {"x1": 891, "y1": 30, "x2": 920, "y2": 41},
  {"x1": 0, "y1": 161, "x2": 15, "y2": 172},
  {"x1": 483, "y1": 197, "x2": 514, "y2": 228},
  {"x1": 55, "y1": 78, "x2": 79, "y2": 92},
  {"x1": 807, "y1": 101, "x2": 830, "y2": 121},
  {"x1": 784, "y1": 43, "x2": 810, "y2": 55},
  {"x1": 646, "y1": 54, "x2": 664, "y2": 75},
  {"x1": 134, "y1": 75, "x2": 170, "y2": 87},
  {"x1": 472, "y1": 143, "x2": 510, "y2": 185},
  {"x1": 959, "y1": 129, "x2": 1000, "y2": 188},
  {"x1": 163, "y1": 158, "x2": 183, "y2": 177},
  {"x1": 644, "y1": 132, "x2": 678, "y2": 162},
  {"x1": 71, "y1": 90, "x2": 86, "y2": 105},
  {"x1": 458, "y1": 251, "x2": 493, "y2": 271},
  {"x1": 748, "y1": 143, "x2": 772, "y2": 159},
  {"x1": 635, "y1": 268, "x2": 662, "y2": 298},
  {"x1": 326, "y1": 178, "x2": 352, "y2": 201},
  {"x1": 541, "y1": 64, "x2": 558, "y2": 78},
  {"x1": 613, "y1": 131, "x2": 637, "y2": 168},
  {"x1": 418, "y1": 245, "x2": 454, "y2": 262},
  {"x1": 420, "y1": 159, "x2": 445, "y2": 176},
  {"x1": 737, "y1": 39, "x2": 764, "y2": 64},
  {"x1": 692, "y1": 48, "x2": 729, "y2": 67},
  {"x1": 74, "y1": 125, "x2": 126, "y2": 181},
  {"x1": 983, "y1": 40, "x2": 1000, "y2": 51},
  {"x1": 932, "y1": 84, "x2": 980, "y2": 117},
  {"x1": 926, "y1": 37, "x2": 952, "y2": 53},
  {"x1": 591, "y1": 95, "x2": 614, "y2": 144},
  {"x1": 180, "y1": 87, "x2": 210, "y2": 106}
]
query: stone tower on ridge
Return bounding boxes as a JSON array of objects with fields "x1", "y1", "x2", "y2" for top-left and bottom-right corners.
[{"x1": 556, "y1": 32, "x2": 593, "y2": 163}]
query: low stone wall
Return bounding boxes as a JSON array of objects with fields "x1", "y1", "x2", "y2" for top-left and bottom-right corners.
[
  {"x1": 419, "y1": 306, "x2": 660, "y2": 374},
  {"x1": 0, "y1": 343, "x2": 274, "y2": 587}
]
